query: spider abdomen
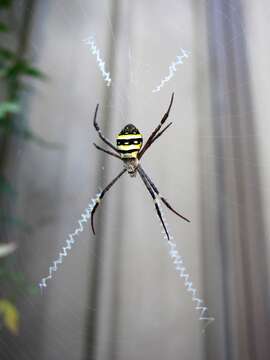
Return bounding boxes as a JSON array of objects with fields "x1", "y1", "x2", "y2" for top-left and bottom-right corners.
[{"x1": 116, "y1": 124, "x2": 143, "y2": 159}]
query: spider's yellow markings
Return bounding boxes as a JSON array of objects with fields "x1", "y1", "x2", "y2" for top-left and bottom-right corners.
[
  {"x1": 117, "y1": 134, "x2": 142, "y2": 140},
  {"x1": 116, "y1": 124, "x2": 143, "y2": 159}
]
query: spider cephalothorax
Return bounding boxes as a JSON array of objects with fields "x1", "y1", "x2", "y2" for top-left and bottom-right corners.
[
  {"x1": 119, "y1": 124, "x2": 140, "y2": 135},
  {"x1": 92, "y1": 93, "x2": 190, "y2": 239}
]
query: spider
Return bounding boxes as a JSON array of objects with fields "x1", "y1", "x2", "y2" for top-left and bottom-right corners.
[{"x1": 91, "y1": 93, "x2": 190, "y2": 240}]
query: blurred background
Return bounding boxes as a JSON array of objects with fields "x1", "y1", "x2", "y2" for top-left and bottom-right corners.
[{"x1": 0, "y1": 0, "x2": 269, "y2": 359}]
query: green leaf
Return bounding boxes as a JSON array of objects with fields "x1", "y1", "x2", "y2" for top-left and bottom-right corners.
[
  {"x1": 22, "y1": 65, "x2": 46, "y2": 79},
  {"x1": 0, "y1": 299, "x2": 19, "y2": 335},
  {"x1": 2, "y1": 62, "x2": 21, "y2": 78},
  {"x1": 0, "y1": 0, "x2": 12, "y2": 8},
  {"x1": 0, "y1": 101, "x2": 20, "y2": 119},
  {"x1": 0, "y1": 48, "x2": 15, "y2": 60},
  {"x1": 0, "y1": 22, "x2": 9, "y2": 32},
  {"x1": 3, "y1": 61, "x2": 46, "y2": 80}
]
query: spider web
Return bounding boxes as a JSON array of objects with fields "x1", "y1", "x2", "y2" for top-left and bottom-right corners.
[{"x1": 6, "y1": 1, "x2": 270, "y2": 360}]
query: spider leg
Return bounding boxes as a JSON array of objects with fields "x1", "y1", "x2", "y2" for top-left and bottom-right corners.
[
  {"x1": 139, "y1": 166, "x2": 190, "y2": 223},
  {"x1": 93, "y1": 104, "x2": 120, "y2": 153},
  {"x1": 151, "y1": 122, "x2": 172, "y2": 143},
  {"x1": 137, "y1": 166, "x2": 170, "y2": 240},
  {"x1": 91, "y1": 168, "x2": 127, "y2": 235},
  {"x1": 139, "y1": 122, "x2": 172, "y2": 156},
  {"x1": 138, "y1": 93, "x2": 174, "y2": 159},
  {"x1": 93, "y1": 143, "x2": 121, "y2": 160}
]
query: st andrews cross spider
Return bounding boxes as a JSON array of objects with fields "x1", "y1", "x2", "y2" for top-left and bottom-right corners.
[{"x1": 91, "y1": 93, "x2": 190, "y2": 240}]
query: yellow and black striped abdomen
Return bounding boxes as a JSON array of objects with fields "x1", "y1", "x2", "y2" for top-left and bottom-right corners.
[{"x1": 116, "y1": 124, "x2": 143, "y2": 159}]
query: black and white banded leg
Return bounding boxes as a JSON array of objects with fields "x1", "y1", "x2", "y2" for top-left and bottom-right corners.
[
  {"x1": 137, "y1": 166, "x2": 170, "y2": 240},
  {"x1": 93, "y1": 143, "x2": 121, "y2": 160},
  {"x1": 138, "y1": 93, "x2": 174, "y2": 159},
  {"x1": 91, "y1": 168, "x2": 127, "y2": 234},
  {"x1": 150, "y1": 121, "x2": 173, "y2": 143},
  {"x1": 138, "y1": 122, "x2": 173, "y2": 156},
  {"x1": 93, "y1": 104, "x2": 120, "y2": 153},
  {"x1": 139, "y1": 166, "x2": 190, "y2": 223}
]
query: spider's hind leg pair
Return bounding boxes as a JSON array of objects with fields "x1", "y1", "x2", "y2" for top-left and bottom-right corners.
[{"x1": 91, "y1": 93, "x2": 190, "y2": 240}]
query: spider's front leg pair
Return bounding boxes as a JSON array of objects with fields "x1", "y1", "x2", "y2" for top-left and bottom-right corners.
[
  {"x1": 92, "y1": 94, "x2": 174, "y2": 161},
  {"x1": 91, "y1": 93, "x2": 190, "y2": 239}
]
